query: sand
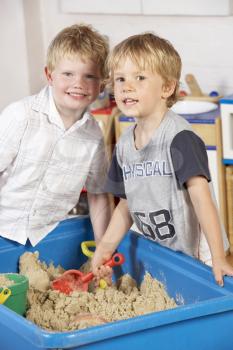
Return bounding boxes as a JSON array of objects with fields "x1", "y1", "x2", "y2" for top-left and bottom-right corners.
[
  {"x1": 0, "y1": 275, "x2": 15, "y2": 287},
  {"x1": 19, "y1": 251, "x2": 177, "y2": 331}
]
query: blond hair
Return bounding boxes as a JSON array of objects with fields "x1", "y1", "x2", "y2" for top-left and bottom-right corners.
[
  {"x1": 46, "y1": 24, "x2": 109, "y2": 79},
  {"x1": 108, "y1": 32, "x2": 181, "y2": 107}
]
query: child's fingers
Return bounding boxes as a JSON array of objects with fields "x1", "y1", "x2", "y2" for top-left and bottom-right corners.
[
  {"x1": 213, "y1": 260, "x2": 233, "y2": 287},
  {"x1": 213, "y1": 267, "x2": 224, "y2": 286},
  {"x1": 100, "y1": 266, "x2": 113, "y2": 285},
  {"x1": 216, "y1": 275, "x2": 224, "y2": 287},
  {"x1": 214, "y1": 267, "x2": 232, "y2": 286},
  {"x1": 94, "y1": 266, "x2": 113, "y2": 288},
  {"x1": 222, "y1": 265, "x2": 233, "y2": 277},
  {"x1": 91, "y1": 258, "x2": 105, "y2": 275},
  {"x1": 96, "y1": 265, "x2": 112, "y2": 278},
  {"x1": 100, "y1": 265, "x2": 112, "y2": 277}
]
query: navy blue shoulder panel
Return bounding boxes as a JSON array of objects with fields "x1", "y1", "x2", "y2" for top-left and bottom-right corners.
[
  {"x1": 104, "y1": 147, "x2": 126, "y2": 198},
  {"x1": 170, "y1": 130, "x2": 211, "y2": 186}
]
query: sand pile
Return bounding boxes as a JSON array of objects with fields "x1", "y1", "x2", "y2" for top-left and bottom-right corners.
[{"x1": 19, "y1": 251, "x2": 177, "y2": 331}]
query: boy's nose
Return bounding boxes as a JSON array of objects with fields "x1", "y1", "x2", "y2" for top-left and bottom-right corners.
[
  {"x1": 122, "y1": 82, "x2": 134, "y2": 92},
  {"x1": 72, "y1": 75, "x2": 84, "y2": 87}
]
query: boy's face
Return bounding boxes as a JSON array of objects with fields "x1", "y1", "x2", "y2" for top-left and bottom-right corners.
[
  {"x1": 45, "y1": 55, "x2": 103, "y2": 119},
  {"x1": 113, "y1": 58, "x2": 173, "y2": 120}
]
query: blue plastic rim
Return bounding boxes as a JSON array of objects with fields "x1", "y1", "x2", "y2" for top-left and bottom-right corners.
[{"x1": 0, "y1": 217, "x2": 233, "y2": 350}]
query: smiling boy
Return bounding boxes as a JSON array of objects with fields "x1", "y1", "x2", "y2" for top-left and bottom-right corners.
[
  {"x1": 92, "y1": 32, "x2": 233, "y2": 286},
  {"x1": 0, "y1": 24, "x2": 111, "y2": 246}
]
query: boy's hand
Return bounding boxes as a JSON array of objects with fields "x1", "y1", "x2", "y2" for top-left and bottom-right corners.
[
  {"x1": 91, "y1": 250, "x2": 112, "y2": 274},
  {"x1": 91, "y1": 248, "x2": 113, "y2": 288},
  {"x1": 212, "y1": 257, "x2": 233, "y2": 286},
  {"x1": 94, "y1": 265, "x2": 113, "y2": 288}
]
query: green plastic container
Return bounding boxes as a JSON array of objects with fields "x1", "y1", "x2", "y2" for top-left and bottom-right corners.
[{"x1": 0, "y1": 273, "x2": 29, "y2": 315}]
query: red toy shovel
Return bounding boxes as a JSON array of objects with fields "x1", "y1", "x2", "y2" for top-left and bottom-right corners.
[{"x1": 51, "y1": 253, "x2": 125, "y2": 295}]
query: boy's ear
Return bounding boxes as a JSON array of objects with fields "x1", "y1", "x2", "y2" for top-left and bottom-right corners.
[
  {"x1": 100, "y1": 81, "x2": 106, "y2": 93},
  {"x1": 162, "y1": 80, "x2": 176, "y2": 99},
  {"x1": 44, "y1": 67, "x2": 52, "y2": 85}
]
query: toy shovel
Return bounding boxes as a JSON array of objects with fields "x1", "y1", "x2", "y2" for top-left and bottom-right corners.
[
  {"x1": 81, "y1": 240, "x2": 107, "y2": 289},
  {"x1": 51, "y1": 253, "x2": 125, "y2": 295}
]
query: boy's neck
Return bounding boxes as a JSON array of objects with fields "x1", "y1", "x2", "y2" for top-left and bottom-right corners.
[
  {"x1": 55, "y1": 103, "x2": 86, "y2": 130},
  {"x1": 134, "y1": 109, "x2": 167, "y2": 150},
  {"x1": 60, "y1": 110, "x2": 85, "y2": 130}
]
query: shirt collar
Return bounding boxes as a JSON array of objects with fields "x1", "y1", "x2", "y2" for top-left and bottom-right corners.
[
  {"x1": 31, "y1": 85, "x2": 50, "y2": 115},
  {"x1": 48, "y1": 87, "x2": 66, "y2": 129}
]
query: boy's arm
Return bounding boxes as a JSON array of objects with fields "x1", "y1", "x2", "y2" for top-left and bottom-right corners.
[
  {"x1": 91, "y1": 198, "x2": 133, "y2": 273},
  {"x1": 187, "y1": 175, "x2": 233, "y2": 285},
  {"x1": 0, "y1": 103, "x2": 27, "y2": 171},
  {"x1": 87, "y1": 192, "x2": 111, "y2": 244}
]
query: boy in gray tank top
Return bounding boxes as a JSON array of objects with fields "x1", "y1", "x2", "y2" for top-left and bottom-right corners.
[{"x1": 92, "y1": 32, "x2": 233, "y2": 286}]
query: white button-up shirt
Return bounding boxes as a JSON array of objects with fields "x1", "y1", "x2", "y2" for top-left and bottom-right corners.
[{"x1": 0, "y1": 86, "x2": 108, "y2": 246}]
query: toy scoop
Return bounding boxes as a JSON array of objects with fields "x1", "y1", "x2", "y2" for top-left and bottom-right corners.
[
  {"x1": 51, "y1": 253, "x2": 125, "y2": 295},
  {"x1": 81, "y1": 240, "x2": 107, "y2": 289}
]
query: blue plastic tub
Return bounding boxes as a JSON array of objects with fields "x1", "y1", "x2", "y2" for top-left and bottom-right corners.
[{"x1": 0, "y1": 216, "x2": 233, "y2": 350}]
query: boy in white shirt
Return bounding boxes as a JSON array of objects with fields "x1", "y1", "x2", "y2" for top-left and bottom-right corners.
[{"x1": 0, "y1": 24, "x2": 111, "y2": 246}]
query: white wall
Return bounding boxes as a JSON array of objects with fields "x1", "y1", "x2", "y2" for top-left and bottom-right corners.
[
  {"x1": 1, "y1": 0, "x2": 233, "y2": 110},
  {"x1": 23, "y1": 0, "x2": 46, "y2": 95},
  {"x1": 0, "y1": 0, "x2": 30, "y2": 109}
]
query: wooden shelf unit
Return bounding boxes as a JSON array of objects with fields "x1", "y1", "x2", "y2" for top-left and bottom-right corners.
[{"x1": 226, "y1": 166, "x2": 233, "y2": 252}]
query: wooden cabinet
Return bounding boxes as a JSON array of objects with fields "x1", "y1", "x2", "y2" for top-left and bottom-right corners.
[
  {"x1": 220, "y1": 95, "x2": 233, "y2": 164},
  {"x1": 185, "y1": 112, "x2": 227, "y2": 228},
  {"x1": 226, "y1": 166, "x2": 233, "y2": 252},
  {"x1": 92, "y1": 106, "x2": 117, "y2": 160},
  {"x1": 220, "y1": 95, "x2": 233, "y2": 251}
]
